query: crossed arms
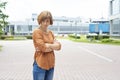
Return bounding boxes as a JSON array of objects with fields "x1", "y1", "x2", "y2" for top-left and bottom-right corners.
[
  {"x1": 33, "y1": 30, "x2": 61, "y2": 53},
  {"x1": 44, "y1": 40, "x2": 61, "y2": 52}
]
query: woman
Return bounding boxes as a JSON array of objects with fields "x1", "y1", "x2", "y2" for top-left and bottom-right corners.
[{"x1": 32, "y1": 11, "x2": 61, "y2": 80}]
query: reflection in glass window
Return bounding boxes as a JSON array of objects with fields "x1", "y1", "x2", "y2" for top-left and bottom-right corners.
[
  {"x1": 112, "y1": 0, "x2": 120, "y2": 15},
  {"x1": 17, "y1": 25, "x2": 21, "y2": 32}
]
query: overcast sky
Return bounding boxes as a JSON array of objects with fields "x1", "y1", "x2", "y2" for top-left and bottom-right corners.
[{"x1": 4, "y1": 0, "x2": 109, "y2": 21}]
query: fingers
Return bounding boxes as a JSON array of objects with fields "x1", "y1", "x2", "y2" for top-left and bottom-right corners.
[
  {"x1": 36, "y1": 47, "x2": 40, "y2": 51},
  {"x1": 46, "y1": 47, "x2": 53, "y2": 52}
]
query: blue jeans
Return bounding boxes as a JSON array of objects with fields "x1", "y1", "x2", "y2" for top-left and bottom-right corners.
[{"x1": 33, "y1": 61, "x2": 54, "y2": 80}]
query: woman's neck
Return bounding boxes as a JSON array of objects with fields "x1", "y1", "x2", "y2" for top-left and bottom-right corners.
[
  {"x1": 39, "y1": 26, "x2": 48, "y2": 32},
  {"x1": 39, "y1": 26, "x2": 47, "y2": 32}
]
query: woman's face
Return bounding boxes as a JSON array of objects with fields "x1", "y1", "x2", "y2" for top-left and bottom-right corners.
[{"x1": 41, "y1": 18, "x2": 50, "y2": 29}]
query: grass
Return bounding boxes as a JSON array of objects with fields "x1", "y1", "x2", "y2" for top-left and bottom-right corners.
[
  {"x1": 100, "y1": 39, "x2": 120, "y2": 45},
  {"x1": 7, "y1": 36, "x2": 27, "y2": 40},
  {"x1": 59, "y1": 35, "x2": 120, "y2": 46},
  {"x1": 1, "y1": 36, "x2": 27, "y2": 40}
]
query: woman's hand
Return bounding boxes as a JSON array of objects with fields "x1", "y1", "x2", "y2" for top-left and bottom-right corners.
[
  {"x1": 52, "y1": 40, "x2": 61, "y2": 50},
  {"x1": 45, "y1": 43, "x2": 53, "y2": 52}
]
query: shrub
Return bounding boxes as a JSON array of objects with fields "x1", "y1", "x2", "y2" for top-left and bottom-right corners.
[
  {"x1": 101, "y1": 39, "x2": 113, "y2": 43},
  {"x1": 87, "y1": 35, "x2": 110, "y2": 40},
  {"x1": 0, "y1": 35, "x2": 14, "y2": 40},
  {"x1": 0, "y1": 35, "x2": 27, "y2": 40},
  {"x1": 68, "y1": 34, "x2": 80, "y2": 39},
  {"x1": 25, "y1": 35, "x2": 32, "y2": 39},
  {"x1": 111, "y1": 40, "x2": 120, "y2": 43}
]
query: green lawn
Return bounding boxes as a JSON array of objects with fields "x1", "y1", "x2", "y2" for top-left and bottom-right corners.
[
  {"x1": 58, "y1": 35, "x2": 120, "y2": 46},
  {"x1": 70, "y1": 38, "x2": 120, "y2": 46}
]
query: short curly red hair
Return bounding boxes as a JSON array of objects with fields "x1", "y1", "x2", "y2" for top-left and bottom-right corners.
[{"x1": 37, "y1": 11, "x2": 53, "y2": 25}]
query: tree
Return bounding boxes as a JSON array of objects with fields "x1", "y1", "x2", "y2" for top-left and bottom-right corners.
[{"x1": 0, "y1": 1, "x2": 9, "y2": 35}]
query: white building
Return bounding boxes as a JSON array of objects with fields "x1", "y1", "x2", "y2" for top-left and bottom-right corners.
[
  {"x1": 109, "y1": 0, "x2": 120, "y2": 38},
  {"x1": 5, "y1": 14, "x2": 89, "y2": 35}
]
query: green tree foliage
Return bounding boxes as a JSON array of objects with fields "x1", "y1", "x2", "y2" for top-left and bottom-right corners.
[{"x1": 0, "y1": 1, "x2": 9, "y2": 35}]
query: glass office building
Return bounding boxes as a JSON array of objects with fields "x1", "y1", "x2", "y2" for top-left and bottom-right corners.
[
  {"x1": 5, "y1": 14, "x2": 109, "y2": 36},
  {"x1": 5, "y1": 16, "x2": 89, "y2": 35},
  {"x1": 109, "y1": 0, "x2": 120, "y2": 38}
]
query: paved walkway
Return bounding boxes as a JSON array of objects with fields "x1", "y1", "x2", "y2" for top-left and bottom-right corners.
[
  {"x1": 0, "y1": 39, "x2": 120, "y2": 80},
  {"x1": 0, "y1": 40, "x2": 34, "y2": 80}
]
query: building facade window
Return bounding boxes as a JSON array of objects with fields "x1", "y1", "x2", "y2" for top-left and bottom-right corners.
[
  {"x1": 109, "y1": 0, "x2": 120, "y2": 37},
  {"x1": 111, "y1": 0, "x2": 120, "y2": 15},
  {"x1": 17, "y1": 25, "x2": 21, "y2": 32},
  {"x1": 28, "y1": 25, "x2": 32, "y2": 31},
  {"x1": 112, "y1": 19, "x2": 120, "y2": 35}
]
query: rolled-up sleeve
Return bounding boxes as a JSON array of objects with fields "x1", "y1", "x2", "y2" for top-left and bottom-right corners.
[{"x1": 32, "y1": 30, "x2": 47, "y2": 52}]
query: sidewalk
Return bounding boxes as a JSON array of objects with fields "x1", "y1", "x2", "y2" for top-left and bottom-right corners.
[
  {"x1": 0, "y1": 40, "x2": 34, "y2": 80},
  {"x1": 0, "y1": 40, "x2": 120, "y2": 80}
]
